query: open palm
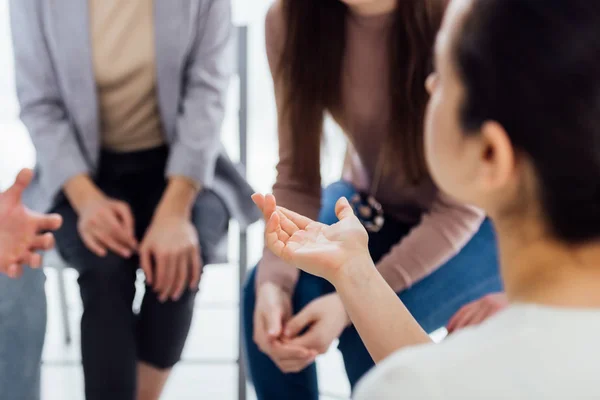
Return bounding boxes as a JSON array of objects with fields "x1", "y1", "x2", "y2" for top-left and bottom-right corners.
[{"x1": 253, "y1": 194, "x2": 369, "y2": 282}]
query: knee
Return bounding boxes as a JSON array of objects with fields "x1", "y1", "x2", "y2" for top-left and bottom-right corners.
[{"x1": 319, "y1": 181, "x2": 357, "y2": 225}]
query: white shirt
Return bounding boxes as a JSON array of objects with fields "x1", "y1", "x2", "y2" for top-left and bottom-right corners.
[{"x1": 354, "y1": 305, "x2": 600, "y2": 399}]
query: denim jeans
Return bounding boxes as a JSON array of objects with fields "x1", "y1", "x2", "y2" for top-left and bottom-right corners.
[
  {"x1": 0, "y1": 267, "x2": 46, "y2": 400},
  {"x1": 242, "y1": 181, "x2": 503, "y2": 400}
]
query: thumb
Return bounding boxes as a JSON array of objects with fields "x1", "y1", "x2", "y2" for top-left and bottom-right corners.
[
  {"x1": 335, "y1": 197, "x2": 355, "y2": 221},
  {"x1": 5, "y1": 169, "x2": 33, "y2": 203},
  {"x1": 284, "y1": 305, "x2": 318, "y2": 338}
]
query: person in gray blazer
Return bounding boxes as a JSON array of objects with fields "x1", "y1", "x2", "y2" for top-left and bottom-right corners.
[{"x1": 3, "y1": 0, "x2": 260, "y2": 399}]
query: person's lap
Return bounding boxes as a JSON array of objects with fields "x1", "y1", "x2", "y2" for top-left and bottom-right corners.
[
  {"x1": 243, "y1": 180, "x2": 501, "y2": 399},
  {"x1": 50, "y1": 153, "x2": 229, "y2": 399}
]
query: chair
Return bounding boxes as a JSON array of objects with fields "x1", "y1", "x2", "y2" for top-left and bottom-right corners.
[{"x1": 50, "y1": 25, "x2": 251, "y2": 400}]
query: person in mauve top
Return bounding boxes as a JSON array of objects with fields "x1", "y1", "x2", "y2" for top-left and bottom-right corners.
[
  {"x1": 242, "y1": 0, "x2": 504, "y2": 398},
  {"x1": 255, "y1": 0, "x2": 600, "y2": 397}
]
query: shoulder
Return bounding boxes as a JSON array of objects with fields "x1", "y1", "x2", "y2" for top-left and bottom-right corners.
[
  {"x1": 265, "y1": 0, "x2": 285, "y2": 36},
  {"x1": 354, "y1": 343, "x2": 442, "y2": 400},
  {"x1": 355, "y1": 321, "x2": 516, "y2": 399}
]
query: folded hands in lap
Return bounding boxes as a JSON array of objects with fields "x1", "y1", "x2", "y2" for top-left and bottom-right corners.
[
  {"x1": 252, "y1": 193, "x2": 370, "y2": 372},
  {"x1": 72, "y1": 177, "x2": 201, "y2": 302}
]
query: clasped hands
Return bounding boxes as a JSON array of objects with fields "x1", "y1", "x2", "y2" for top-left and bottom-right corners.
[
  {"x1": 71, "y1": 177, "x2": 201, "y2": 302},
  {"x1": 252, "y1": 193, "x2": 371, "y2": 373}
]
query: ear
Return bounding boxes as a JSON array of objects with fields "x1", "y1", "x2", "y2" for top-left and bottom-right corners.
[{"x1": 478, "y1": 121, "x2": 516, "y2": 191}]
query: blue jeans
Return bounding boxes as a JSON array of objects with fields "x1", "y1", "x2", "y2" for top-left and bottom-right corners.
[
  {"x1": 242, "y1": 181, "x2": 502, "y2": 400},
  {"x1": 0, "y1": 267, "x2": 46, "y2": 400}
]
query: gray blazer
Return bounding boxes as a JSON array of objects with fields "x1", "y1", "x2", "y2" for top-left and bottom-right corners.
[{"x1": 9, "y1": 0, "x2": 260, "y2": 229}]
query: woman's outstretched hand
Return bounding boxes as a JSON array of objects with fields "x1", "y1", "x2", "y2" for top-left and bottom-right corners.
[{"x1": 252, "y1": 193, "x2": 370, "y2": 284}]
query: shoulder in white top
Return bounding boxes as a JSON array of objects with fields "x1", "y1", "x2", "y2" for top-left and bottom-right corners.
[{"x1": 354, "y1": 305, "x2": 600, "y2": 400}]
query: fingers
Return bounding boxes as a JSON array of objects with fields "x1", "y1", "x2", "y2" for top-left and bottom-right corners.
[
  {"x1": 5, "y1": 264, "x2": 23, "y2": 279},
  {"x1": 157, "y1": 254, "x2": 176, "y2": 302},
  {"x1": 81, "y1": 232, "x2": 108, "y2": 257},
  {"x1": 277, "y1": 206, "x2": 313, "y2": 230},
  {"x1": 32, "y1": 212, "x2": 63, "y2": 232},
  {"x1": 171, "y1": 253, "x2": 189, "y2": 301},
  {"x1": 277, "y1": 210, "x2": 299, "y2": 238},
  {"x1": 263, "y1": 305, "x2": 284, "y2": 339},
  {"x1": 284, "y1": 305, "x2": 317, "y2": 338},
  {"x1": 251, "y1": 193, "x2": 265, "y2": 212},
  {"x1": 335, "y1": 197, "x2": 355, "y2": 221},
  {"x1": 95, "y1": 229, "x2": 133, "y2": 259},
  {"x1": 140, "y1": 246, "x2": 154, "y2": 285},
  {"x1": 265, "y1": 213, "x2": 286, "y2": 258},
  {"x1": 101, "y1": 210, "x2": 136, "y2": 253},
  {"x1": 112, "y1": 202, "x2": 137, "y2": 247},
  {"x1": 161, "y1": 253, "x2": 178, "y2": 301},
  {"x1": 447, "y1": 303, "x2": 475, "y2": 334},
  {"x1": 189, "y1": 247, "x2": 202, "y2": 290},
  {"x1": 30, "y1": 232, "x2": 55, "y2": 252},
  {"x1": 271, "y1": 341, "x2": 317, "y2": 371},
  {"x1": 285, "y1": 328, "x2": 325, "y2": 354},
  {"x1": 467, "y1": 307, "x2": 490, "y2": 327},
  {"x1": 4, "y1": 168, "x2": 33, "y2": 203},
  {"x1": 21, "y1": 252, "x2": 42, "y2": 269}
]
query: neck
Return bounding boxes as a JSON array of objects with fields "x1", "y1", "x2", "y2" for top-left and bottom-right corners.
[
  {"x1": 494, "y1": 215, "x2": 600, "y2": 309},
  {"x1": 347, "y1": 0, "x2": 396, "y2": 17}
]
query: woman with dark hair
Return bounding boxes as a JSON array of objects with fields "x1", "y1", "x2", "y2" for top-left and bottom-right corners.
[
  {"x1": 254, "y1": 0, "x2": 600, "y2": 397},
  {"x1": 243, "y1": 0, "x2": 503, "y2": 397}
]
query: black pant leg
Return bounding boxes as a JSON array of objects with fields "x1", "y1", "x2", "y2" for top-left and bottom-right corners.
[
  {"x1": 136, "y1": 190, "x2": 229, "y2": 368},
  {"x1": 52, "y1": 199, "x2": 138, "y2": 400}
]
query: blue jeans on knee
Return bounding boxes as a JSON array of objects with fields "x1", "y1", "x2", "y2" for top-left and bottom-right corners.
[
  {"x1": 243, "y1": 181, "x2": 502, "y2": 400},
  {"x1": 0, "y1": 267, "x2": 46, "y2": 400}
]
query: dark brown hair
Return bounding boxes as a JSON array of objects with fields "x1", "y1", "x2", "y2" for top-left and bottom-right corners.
[
  {"x1": 277, "y1": 0, "x2": 446, "y2": 184},
  {"x1": 456, "y1": 0, "x2": 600, "y2": 242}
]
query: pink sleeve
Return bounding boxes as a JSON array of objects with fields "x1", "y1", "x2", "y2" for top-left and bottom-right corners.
[{"x1": 376, "y1": 192, "x2": 485, "y2": 292}]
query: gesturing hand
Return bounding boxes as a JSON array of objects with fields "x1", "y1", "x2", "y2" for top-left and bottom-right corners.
[
  {"x1": 0, "y1": 169, "x2": 63, "y2": 278},
  {"x1": 139, "y1": 214, "x2": 202, "y2": 302},
  {"x1": 251, "y1": 193, "x2": 369, "y2": 283}
]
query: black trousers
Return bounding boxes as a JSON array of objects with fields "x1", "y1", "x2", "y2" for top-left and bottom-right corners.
[{"x1": 52, "y1": 147, "x2": 229, "y2": 400}]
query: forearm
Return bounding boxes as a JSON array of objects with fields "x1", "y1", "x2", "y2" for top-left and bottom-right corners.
[
  {"x1": 333, "y1": 257, "x2": 431, "y2": 363},
  {"x1": 376, "y1": 196, "x2": 485, "y2": 292},
  {"x1": 155, "y1": 176, "x2": 200, "y2": 219}
]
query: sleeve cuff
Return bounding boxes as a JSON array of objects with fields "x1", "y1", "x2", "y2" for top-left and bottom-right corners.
[{"x1": 166, "y1": 143, "x2": 218, "y2": 189}]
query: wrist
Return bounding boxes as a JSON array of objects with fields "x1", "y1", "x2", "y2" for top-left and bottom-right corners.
[
  {"x1": 330, "y1": 293, "x2": 352, "y2": 327},
  {"x1": 259, "y1": 281, "x2": 292, "y2": 301},
  {"x1": 63, "y1": 175, "x2": 103, "y2": 213},
  {"x1": 331, "y1": 254, "x2": 376, "y2": 293},
  {"x1": 155, "y1": 177, "x2": 199, "y2": 220}
]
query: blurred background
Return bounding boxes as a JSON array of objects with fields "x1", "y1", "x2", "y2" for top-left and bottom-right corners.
[{"x1": 0, "y1": 0, "x2": 354, "y2": 398}]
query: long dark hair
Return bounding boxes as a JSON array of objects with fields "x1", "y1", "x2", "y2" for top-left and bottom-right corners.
[
  {"x1": 277, "y1": 0, "x2": 446, "y2": 184},
  {"x1": 455, "y1": 0, "x2": 600, "y2": 242}
]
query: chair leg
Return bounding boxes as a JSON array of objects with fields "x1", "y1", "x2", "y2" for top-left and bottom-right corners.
[
  {"x1": 57, "y1": 263, "x2": 72, "y2": 345},
  {"x1": 237, "y1": 24, "x2": 249, "y2": 400},
  {"x1": 238, "y1": 230, "x2": 248, "y2": 400}
]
